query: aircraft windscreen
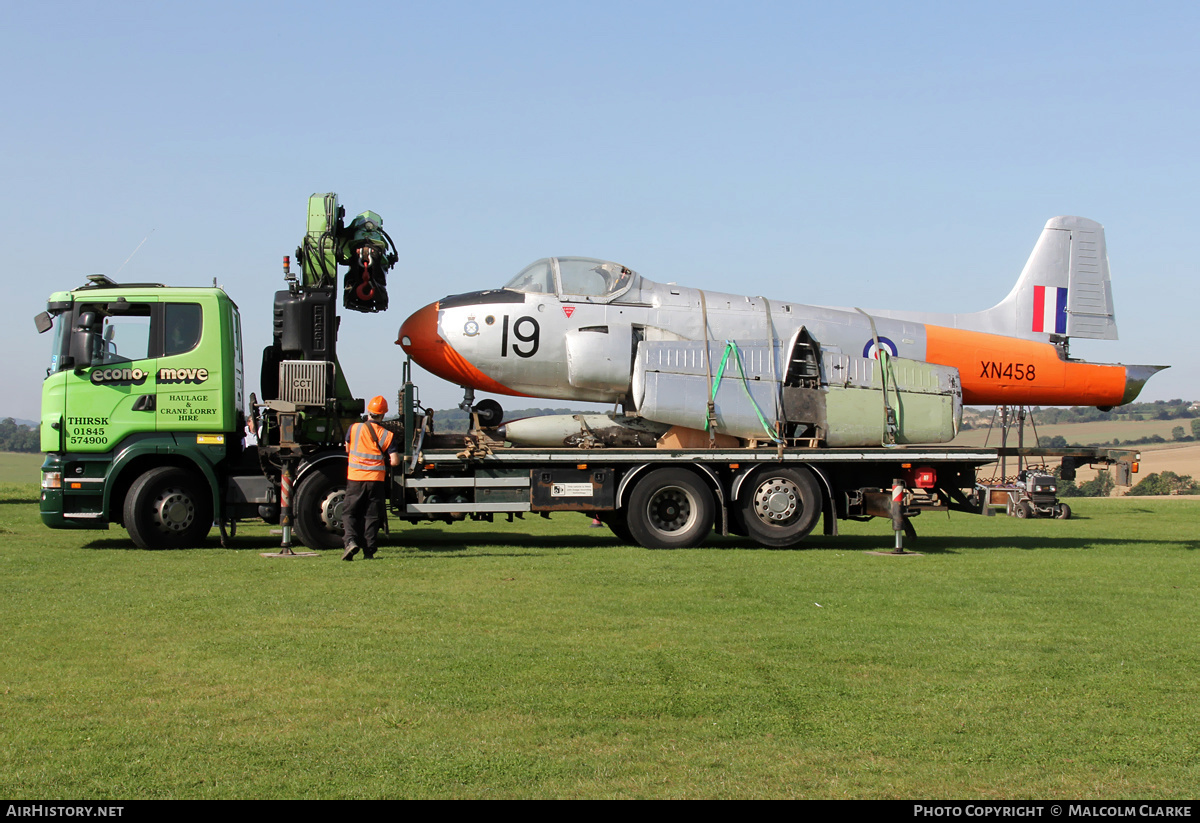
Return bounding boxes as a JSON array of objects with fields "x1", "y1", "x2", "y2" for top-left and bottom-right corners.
[
  {"x1": 505, "y1": 259, "x2": 555, "y2": 294},
  {"x1": 557, "y1": 257, "x2": 639, "y2": 298},
  {"x1": 506, "y1": 257, "x2": 639, "y2": 300}
]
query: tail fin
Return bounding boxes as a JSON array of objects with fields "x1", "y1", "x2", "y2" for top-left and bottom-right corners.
[
  {"x1": 981, "y1": 216, "x2": 1118, "y2": 341},
  {"x1": 865, "y1": 216, "x2": 1119, "y2": 342}
]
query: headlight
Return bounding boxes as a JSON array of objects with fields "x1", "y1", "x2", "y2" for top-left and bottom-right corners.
[{"x1": 41, "y1": 471, "x2": 62, "y2": 489}]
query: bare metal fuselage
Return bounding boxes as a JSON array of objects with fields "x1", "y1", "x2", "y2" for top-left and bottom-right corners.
[{"x1": 397, "y1": 219, "x2": 1163, "y2": 413}]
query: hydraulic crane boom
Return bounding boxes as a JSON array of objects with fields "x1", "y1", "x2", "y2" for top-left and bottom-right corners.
[
  {"x1": 261, "y1": 193, "x2": 399, "y2": 416},
  {"x1": 295, "y1": 192, "x2": 398, "y2": 312}
]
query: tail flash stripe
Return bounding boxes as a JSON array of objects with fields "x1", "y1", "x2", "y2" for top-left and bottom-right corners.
[
  {"x1": 1055, "y1": 286, "x2": 1069, "y2": 334},
  {"x1": 1032, "y1": 286, "x2": 1067, "y2": 335}
]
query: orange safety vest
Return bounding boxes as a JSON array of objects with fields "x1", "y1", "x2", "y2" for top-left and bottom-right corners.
[{"x1": 346, "y1": 421, "x2": 395, "y2": 482}]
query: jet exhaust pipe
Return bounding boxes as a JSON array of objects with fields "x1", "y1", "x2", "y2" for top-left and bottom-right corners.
[{"x1": 1119, "y1": 365, "x2": 1169, "y2": 406}]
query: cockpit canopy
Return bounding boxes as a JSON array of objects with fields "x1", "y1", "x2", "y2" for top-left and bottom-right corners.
[{"x1": 504, "y1": 257, "x2": 639, "y2": 303}]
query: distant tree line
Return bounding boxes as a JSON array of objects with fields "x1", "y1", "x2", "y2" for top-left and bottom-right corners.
[
  {"x1": 1035, "y1": 421, "x2": 1200, "y2": 449},
  {"x1": 964, "y1": 401, "x2": 1199, "y2": 431},
  {"x1": 0, "y1": 418, "x2": 39, "y2": 453},
  {"x1": 1127, "y1": 471, "x2": 1200, "y2": 496},
  {"x1": 1029, "y1": 399, "x2": 1197, "y2": 426},
  {"x1": 1056, "y1": 468, "x2": 1115, "y2": 498},
  {"x1": 1053, "y1": 467, "x2": 1199, "y2": 497}
]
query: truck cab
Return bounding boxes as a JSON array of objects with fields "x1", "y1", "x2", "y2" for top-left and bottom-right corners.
[{"x1": 37, "y1": 277, "x2": 245, "y2": 542}]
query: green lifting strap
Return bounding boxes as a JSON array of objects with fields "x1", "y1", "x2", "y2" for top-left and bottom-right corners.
[
  {"x1": 878, "y1": 348, "x2": 903, "y2": 447},
  {"x1": 704, "y1": 341, "x2": 782, "y2": 443}
]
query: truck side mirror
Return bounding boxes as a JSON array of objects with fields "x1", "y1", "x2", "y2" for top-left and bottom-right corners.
[
  {"x1": 69, "y1": 311, "x2": 100, "y2": 369},
  {"x1": 34, "y1": 312, "x2": 53, "y2": 334}
]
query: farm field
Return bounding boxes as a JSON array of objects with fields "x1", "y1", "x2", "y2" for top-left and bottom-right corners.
[
  {"x1": 1, "y1": 478, "x2": 1197, "y2": 799},
  {"x1": 950, "y1": 419, "x2": 1200, "y2": 487},
  {"x1": 971, "y1": 442, "x2": 1200, "y2": 489},
  {"x1": 0, "y1": 451, "x2": 42, "y2": 484},
  {"x1": 1129, "y1": 442, "x2": 1200, "y2": 478},
  {"x1": 953, "y1": 417, "x2": 1196, "y2": 450}
]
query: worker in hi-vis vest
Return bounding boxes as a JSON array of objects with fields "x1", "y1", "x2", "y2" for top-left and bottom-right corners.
[{"x1": 342, "y1": 395, "x2": 401, "y2": 561}]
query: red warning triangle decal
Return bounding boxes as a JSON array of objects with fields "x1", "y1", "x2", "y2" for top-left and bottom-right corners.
[{"x1": 562, "y1": 306, "x2": 575, "y2": 318}]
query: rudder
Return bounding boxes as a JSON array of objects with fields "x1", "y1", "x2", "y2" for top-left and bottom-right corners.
[{"x1": 988, "y1": 216, "x2": 1118, "y2": 341}]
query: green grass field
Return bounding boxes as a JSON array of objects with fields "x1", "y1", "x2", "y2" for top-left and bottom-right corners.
[
  {"x1": 1, "y1": 476, "x2": 1197, "y2": 799},
  {"x1": 0, "y1": 451, "x2": 42, "y2": 485}
]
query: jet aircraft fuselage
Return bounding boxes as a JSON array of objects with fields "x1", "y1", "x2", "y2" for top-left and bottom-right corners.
[{"x1": 397, "y1": 218, "x2": 1162, "y2": 413}]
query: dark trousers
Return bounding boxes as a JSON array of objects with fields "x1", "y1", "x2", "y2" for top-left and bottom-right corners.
[{"x1": 343, "y1": 479, "x2": 387, "y2": 550}]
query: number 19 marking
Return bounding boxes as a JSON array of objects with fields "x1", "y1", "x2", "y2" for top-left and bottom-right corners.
[{"x1": 500, "y1": 315, "x2": 540, "y2": 358}]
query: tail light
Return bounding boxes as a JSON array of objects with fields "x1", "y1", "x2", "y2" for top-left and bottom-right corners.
[{"x1": 903, "y1": 466, "x2": 937, "y2": 489}]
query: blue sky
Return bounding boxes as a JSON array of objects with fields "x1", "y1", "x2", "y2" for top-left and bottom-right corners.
[{"x1": 3, "y1": 1, "x2": 1196, "y2": 420}]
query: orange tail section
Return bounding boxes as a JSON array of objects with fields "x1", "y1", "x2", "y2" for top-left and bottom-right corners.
[{"x1": 924, "y1": 325, "x2": 1128, "y2": 407}]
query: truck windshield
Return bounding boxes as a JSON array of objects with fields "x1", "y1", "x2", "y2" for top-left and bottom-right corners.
[{"x1": 46, "y1": 313, "x2": 69, "y2": 375}]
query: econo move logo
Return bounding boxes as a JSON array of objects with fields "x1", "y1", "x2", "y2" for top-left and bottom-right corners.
[
  {"x1": 90, "y1": 368, "x2": 148, "y2": 385},
  {"x1": 90, "y1": 367, "x2": 210, "y2": 385},
  {"x1": 157, "y1": 367, "x2": 209, "y2": 384}
]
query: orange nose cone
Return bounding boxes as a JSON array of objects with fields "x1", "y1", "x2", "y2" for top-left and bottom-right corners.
[
  {"x1": 397, "y1": 301, "x2": 441, "y2": 360},
  {"x1": 396, "y1": 301, "x2": 529, "y2": 397}
]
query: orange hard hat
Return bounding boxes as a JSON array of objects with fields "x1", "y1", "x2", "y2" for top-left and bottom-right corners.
[{"x1": 367, "y1": 395, "x2": 388, "y2": 415}]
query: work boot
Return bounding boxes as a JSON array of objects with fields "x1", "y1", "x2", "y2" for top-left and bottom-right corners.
[{"x1": 342, "y1": 542, "x2": 360, "y2": 561}]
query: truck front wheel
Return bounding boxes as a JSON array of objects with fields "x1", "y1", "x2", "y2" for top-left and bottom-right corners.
[
  {"x1": 123, "y1": 467, "x2": 213, "y2": 549},
  {"x1": 737, "y1": 466, "x2": 821, "y2": 548},
  {"x1": 626, "y1": 468, "x2": 714, "y2": 549},
  {"x1": 293, "y1": 467, "x2": 347, "y2": 551}
]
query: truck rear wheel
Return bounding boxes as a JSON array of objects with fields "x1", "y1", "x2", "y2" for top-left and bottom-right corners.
[
  {"x1": 124, "y1": 467, "x2": 213, "y2": 549},
  {"x1": 598, "y1": 511, "x2": 635, "y2": 544},
  {"x1": 293, "y1": 466, "x2": 347, "y2": 551},
  {"x1": 737, "y1": 466, "x2": 821, "y2": 548},
  {"x1": 626, "y1": 468, "x2": 714, "y2": 549}
]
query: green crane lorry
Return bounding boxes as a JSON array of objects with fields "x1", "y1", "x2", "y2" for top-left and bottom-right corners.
[
  {"x1": 35, "y1": 193, "x2": 396, "y2": 549},
  {"x1": 34, "y1": 194, "x2": 1140, "y2": 551}
]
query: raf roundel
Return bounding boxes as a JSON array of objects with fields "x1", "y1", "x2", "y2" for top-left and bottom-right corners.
[{"x1": 862, "y1": 337, "x2": 898, "y2": 360}]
